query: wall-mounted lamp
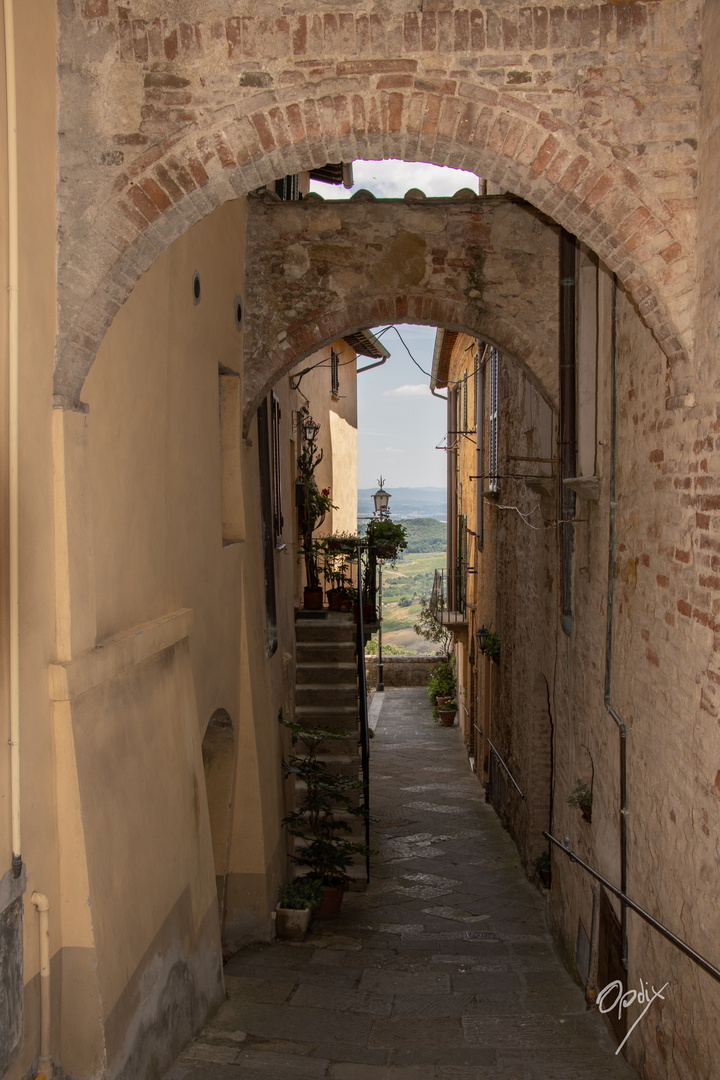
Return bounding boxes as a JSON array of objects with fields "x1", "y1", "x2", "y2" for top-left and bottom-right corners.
[
  {"x1": 475, "y1": 625, "x2": 489, "y2": 654},
  {"x1": 302, "y1": 415, "x2": 320, "y2": 443}
]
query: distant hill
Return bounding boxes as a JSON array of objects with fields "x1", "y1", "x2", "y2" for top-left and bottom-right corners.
[
  {"x1": 399, "y1": 518, "x2": 446, "y2": 553},
  {"x1": 358, "y1": 486, "x2": 446, "y2": 521}
]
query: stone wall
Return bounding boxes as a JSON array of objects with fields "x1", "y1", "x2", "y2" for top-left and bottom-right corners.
[
  {"x1": 244, "y1": 192, "x2": 560, "y2": 424},
  {"x1": 365, "y1": 655, "x2": 441, "y2": 688}
]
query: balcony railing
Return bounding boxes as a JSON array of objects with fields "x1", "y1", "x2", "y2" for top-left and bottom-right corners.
[{"x1": 430, "y1": 569, "x2": 467, "y2": 626}]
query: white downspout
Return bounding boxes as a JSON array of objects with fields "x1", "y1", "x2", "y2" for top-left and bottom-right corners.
[
  {"x1": 31, "y1": 893, "x2": 52, "y2": 1080},
  {"x1": 3, "y1": 0, "x2": 21, "y2": 879}
]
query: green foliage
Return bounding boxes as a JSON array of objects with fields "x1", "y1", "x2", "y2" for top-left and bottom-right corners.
[
  {"x1": 279, "y1": 712, "x2": 375, "y2": 887},
  {"x1": 397, "y1": 596, "x2": 413, "y2": 607},
  {"x1": 568, "y1": 780, "x2": 593, "y2": 810},
  {"x1": 364, "y1": 640, "x2": 414, "y2": 656},
  {"x1": 297, "y1": 441, "x2": 337, "y2": 588},
  {"x1": 398, "y1": 518, "x2": 447, "y2": 553},
  {"x1": 533, "y1": 852, "x2": 551, "y2": 873},
  {"x1": 426, "y1": 656, "x2": 456, "y2": 704},
  {"x1": 364, "y1": 517, "x2": 408, "y2": 564},
  {"x1": 413, "y1": 599, "x2": 453, "y2": 660},
  {"x1": 277, "y1": 877, "x2": 325, "y2": 911},
  {"x1": 484, "y1": 630, "x2": 501, "y2": 661}
]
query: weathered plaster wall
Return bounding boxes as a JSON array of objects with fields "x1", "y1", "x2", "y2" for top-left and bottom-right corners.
[
  {"x1": 245, "y1": 193, "x2": 561, "y2": 426},
  {"x1": 54, "y1": 1, "x2": 698, "y2": 403},
  {"x1": 291, "y1": 338, "x2": 359, "y2": 536}
]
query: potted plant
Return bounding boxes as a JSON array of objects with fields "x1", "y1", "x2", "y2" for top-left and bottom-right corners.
[
  {"x1": 438, "y1": 698, "x2": 457, "y2": 727},
  {"x1": 365, "y1": 517, "x2": 408, "y2": 563},
  {"x1": 533, "y1": 851, "x2": 552, "y2": 888},
  {"x1": 568, "y1": 780, "x2": 593, "y2": 822},
  {"x1": 275, "y1": 877, "x2": 324, "y2": 941},
  {"x1": 296, "y1": 440, "x2": 336, "y2": 607},
  {"x1": 426, "y1": 656, "x2": 456, "y2": 718},
  {"x1": 280, "y1": 713, "x2": 374, "y2": 918}
]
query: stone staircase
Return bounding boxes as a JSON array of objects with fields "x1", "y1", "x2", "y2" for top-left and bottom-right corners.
[{"x1": 292, "y1": 615, "x2": 365, "y2": 883}]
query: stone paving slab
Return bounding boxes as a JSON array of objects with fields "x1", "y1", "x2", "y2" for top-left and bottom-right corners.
[{"x1": 165, "y1": 688, "x2": 639, "y2": 1080}]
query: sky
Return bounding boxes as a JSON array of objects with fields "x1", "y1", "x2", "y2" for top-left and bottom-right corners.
[{"x1": 309, "y1": 161, "x2": 479, "y2": 488}]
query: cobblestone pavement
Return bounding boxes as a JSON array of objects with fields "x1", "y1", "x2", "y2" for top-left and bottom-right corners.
[{"x1": 166, "y1": 688, "x2": 639, "y2": 1080}]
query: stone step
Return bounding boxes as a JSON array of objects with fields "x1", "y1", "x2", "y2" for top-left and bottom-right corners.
[
  {"x1": 294, "y1": 704, "x2": 359, "y2": 730},
  {"x1": 296, "y1": 661, "x2": 357, "y2": 685},
  {"x1": 296, "y1": 643, "x2": 357, "y2": 666},
  {"x1": 292, "y1": 751, "x2": 360, "y2": 778},
  {"x1": 295, "y1": 684, "x2": 358, "y2": 708},
  {"x1": 295, "y1": 621, "x2": 356, "y2": 644}
]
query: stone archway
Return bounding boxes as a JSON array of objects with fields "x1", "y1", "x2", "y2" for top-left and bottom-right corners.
[
  {"x1": 55, "y1": 2, "x2": 698, "y2": 406},
  {"x1": 242, "y1": 189, "x2": 562, "y2": 428}
]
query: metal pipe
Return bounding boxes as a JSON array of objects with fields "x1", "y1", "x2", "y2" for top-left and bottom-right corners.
[
  {"x1": 475, "y1": 344, "x2": 483, "y2": 551},
  {"x1": 559, "y1": 230, "x2": 577, "y2": 637},
  {"x1": 447, "y1": 389, "x2": 456, "y2": 609},
  {"x1": 356, "y1": 356, "x2": 387, "y2": 375},
  {"x1": 487, "y1": 739, "x2": 525, "y2": 799},
  {"x1": 4, "y1": 0, "x2": 21, "y2": 878},
  {"x1": 604, "y1": 274, "x2": 629, "y2": 971},
  {"x1": 544, "y1": 833, "x2": 720, "y2": 985},
  {"x1": 31, "y1": 893, "x2": 52, "y2": 1079},
  {"x1": 431, "y1": 386, "x2": 448, "y2": 401}
]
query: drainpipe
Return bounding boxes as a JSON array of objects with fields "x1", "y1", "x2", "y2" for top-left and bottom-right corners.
[
  {"x1": 31, "y1": 893, "x2": 52, "y2": 1080},
  {"x1": 4, "y1": 0, "x2": 22, "y2": 879},
  {"x1": 604, "y1": 275, "x2": 629, "y2": 973},
  {"x1": 559, "y1": 230, "x2": 577, "y2": 637},
  {"x1": 475, "y1": 342, "x2": 484, "y2": 552},
  {"x1": 447, "y1": 388, "x2": 456, "y2": 610}
]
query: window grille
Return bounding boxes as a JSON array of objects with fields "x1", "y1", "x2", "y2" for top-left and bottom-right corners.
[{"x1": 331, "y1": 348, "x2": 339, "y2": 397}]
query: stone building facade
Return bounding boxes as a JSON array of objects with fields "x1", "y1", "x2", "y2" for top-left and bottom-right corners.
[{"x1": 1, "y1": 2, "x2": 719, "y2": 1079}]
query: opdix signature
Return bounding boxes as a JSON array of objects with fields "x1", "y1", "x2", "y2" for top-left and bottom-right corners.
[{"x1": 597, "y1": 977, "x2": 669, "y2": 1055}]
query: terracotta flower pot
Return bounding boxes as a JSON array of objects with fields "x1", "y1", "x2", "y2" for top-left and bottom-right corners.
[
  {"x1": 313, "y1": 886, "x2": 344, "y2": 920},
  {"x1": 275, "y1": 905, "x2": 312, "y2": 941},
  {"x1": 353, "y1": 603, "x2": 373, "y2": 624},
  {"x1": 539, "y1": 869, "x2": 551, "y2": 888},
  {"x1": 436, "y1": 695, "x2": 452, "y2": 709},
  {"x1": 303, "y1": 587, "x2": 324, "y2": 610},
  {"x1": 439, "y1": 709, "x2": 457, "y2": 727},
  {"x1": 326, "y1": 589, "x2": 342, "y2": 611}
]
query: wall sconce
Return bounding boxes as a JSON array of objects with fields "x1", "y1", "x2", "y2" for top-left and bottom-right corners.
[{"x1": 475, "y1": 625, "x2": 489, "y2": 654}]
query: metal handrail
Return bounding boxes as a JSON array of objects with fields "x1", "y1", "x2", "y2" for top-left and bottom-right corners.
[
  {"x1": 355, "y1": 543, "x2": 371, "y2": 883},
  {"x1": 487, "y1": 739, "x2": 525, "y2": 799},
  {"x1": 544, "y1": 832, "x2": 720, "y2": 985}
]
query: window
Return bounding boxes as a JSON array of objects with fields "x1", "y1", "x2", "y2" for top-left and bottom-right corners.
[
  {"x1": 488, "y1": 347, "x2": 499, "y2": 493},
  {"x1": 271, "y1": 392, "x2": 284, "y2": 549},
  {"x1": 331, "y1": 348, "x2": 339, "y2": 398},
  {"x1": 275, "y1": 174, "x2": 299, "y2": 201}
]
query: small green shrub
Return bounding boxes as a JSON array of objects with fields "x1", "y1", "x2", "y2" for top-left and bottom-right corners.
[{"x1": 277, "y1": 877, "x2": 325, "y2": 910}]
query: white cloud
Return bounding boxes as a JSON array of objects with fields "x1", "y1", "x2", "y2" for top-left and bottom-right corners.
[
  {"x1": 383, "y1": 384, "x2": 431, "y2": 397},
  {"x1": 311, "y1": 159, "x2": 480, "y2": 201}
]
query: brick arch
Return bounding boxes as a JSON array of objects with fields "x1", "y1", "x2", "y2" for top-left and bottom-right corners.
[
  {"x1": 56, "y1": 87, "x2": 695, "y2": 407},
  {"x1": 248, "y1": 299, "x2": 552, "y2": 437}
]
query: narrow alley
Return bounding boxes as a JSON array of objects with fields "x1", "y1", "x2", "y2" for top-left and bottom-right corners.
[{"x1": 167, "y1": 689, "x2": 639, "y2": 1080}]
